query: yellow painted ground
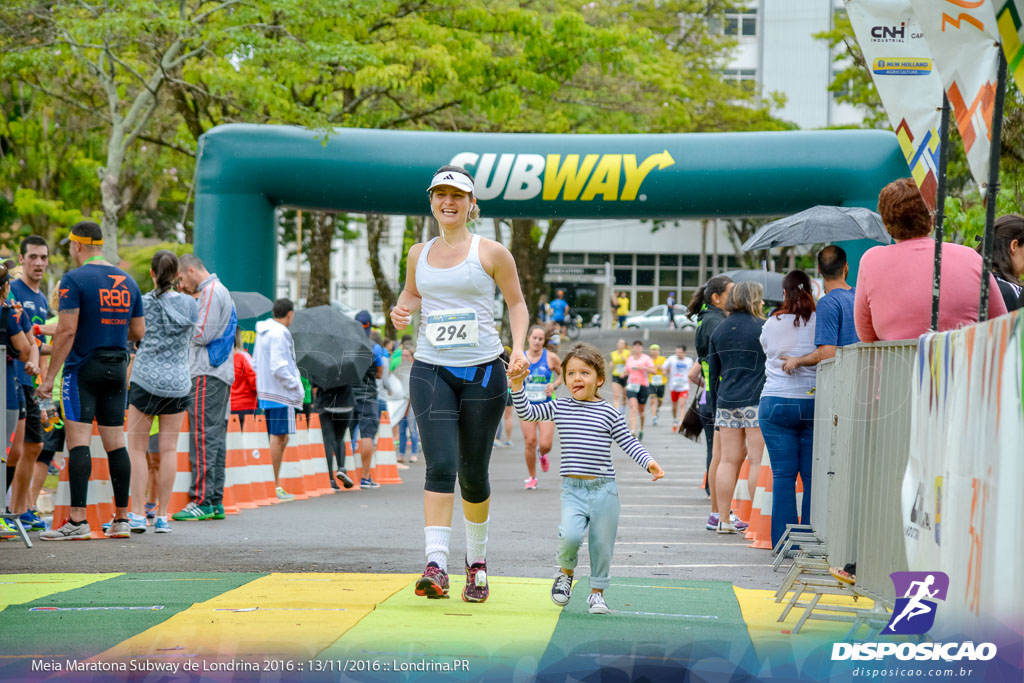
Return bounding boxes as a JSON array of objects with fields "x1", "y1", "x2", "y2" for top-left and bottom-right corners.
[
  {"x1": 97, "y1": 573, "x2": 416, "y2": 661},
  {"x1": 0, "y1": 573, "x2": 122, "y2": 611},
  {"x1": 322, "y1": 576, "x2": 561, "y2": 668}
]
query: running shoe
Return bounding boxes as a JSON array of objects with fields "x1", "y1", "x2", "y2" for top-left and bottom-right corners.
[
  {"x1": 154, "y1": 517, "x2": 172, "y2": 534},
  {"x1": 493, "y1": 440, "x2": 503, "y2": 449},
  {"x1": 39, "y1": 519, "x2": 91, "y2": 541},
  {"x1": 48, "y1": 462, "x2": 59, "y2": 476},
  {"x1": 705, "y1": 513, "x2": 720, "y2": 531},
  {"x1": 729, "y1": 511, "x2": 749, "y2": 532},
  {"x1": 638, "y1": 430, "x2": 643, "y2": 441},
  {"x1": 359, "y1": 478, "x2": 380, "y2": 489},
  {"x1": 652, "y1": 415, "x2": 659, "y2": 426},
  {"x1": 172, "y1": 502, "x2": 214, "y2": 521},
  {"x1": 410, "y1": 455, "x2": 418, "y2": 463},
  {"x1": 539, "y1": 452, "x2": 550, "y2": 473},
  {"x1": 211, "y1": 504, "x2": 226, "y2": 519},
  {"x1": 587, "y1": 592, "x2": 611, "y2": 614},
  {"x1": 672, "y1": 420, "x2": 680, "y2": 432},
  {"x1": 127, "y1": 512, "x2": 147, "y2": 533},
  {"x1": 502, "y1": 441, "x2": 512, "y2": 448},
  {"x1": 551, "y1": 571, "x2": 573, "y2": 607},
  {"x1": 524, "y1": 477, "x2": 538, "y2": 490},
  {"x1": 19, "y1": 510, "x2": 47, "y2": 531},
  {"x1": 462, "y1": 559, "x2": 490, "y2": 603},
  {"x1": 330, "y1": 478, "x2": 341, "y2": 491},
  {"x1": 0, "y1": 518, "x2": 18, "y2": 539},
  {"x1": 276, "y1": 486, "x2": 296, "y2": 501},
  {"x1": 144, "y1": 502, "x2": 157, "y2": 520},
  {"x1": 336, "y1": 470, "x2": 355, "y2": 489},
  {"x1": 105, "y1": 519, "x2": 131, "y2": 539},
  {"x1": 415, "y1": 562, "x2": 450, "y2": 599},
  {"x1": 717, "y1": 521, "x2": 739, "y2": 535}
]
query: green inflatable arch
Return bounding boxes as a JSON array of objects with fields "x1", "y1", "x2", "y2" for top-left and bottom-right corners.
[{"x1": 193, "y1": 124, "x2": 909, "y2": 297}]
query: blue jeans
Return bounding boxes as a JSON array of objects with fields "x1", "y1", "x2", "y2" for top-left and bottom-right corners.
[
  {"x1": 557, "y1": 477, "x2": 620, "y2": 590},
  {"x1": 398, "y1": 414, "x2": 419, "y2": 455},
  {"x1": 758, "y1": 395, "x2": 815, "y2": 549}
]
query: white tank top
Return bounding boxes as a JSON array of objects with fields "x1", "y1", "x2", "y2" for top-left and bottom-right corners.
[{"x1": 414, "y1": 234, "x2": 502, "y2": 367}]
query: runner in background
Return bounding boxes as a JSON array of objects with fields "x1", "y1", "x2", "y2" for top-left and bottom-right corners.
[
  {"x1": 38, "y1": 221, "x2": 145, "y2": 541},
  {"x1": 647, "y1": 344, "x2": 667, "y2": 426},
  {"x1": 0, "y1": 262, "x2": 33, "y2": 540},
  {"x1": 666, "y1": 292, "x2": 677, "y2": 329},
  {"x1": 624, "y1": 340, "x2": 654, "y2": 440},
  {"x1": 392, "y1": 164, "x2": 529, "y2": 603},
  {"x1": 615, "y1": 292, "x2": 630, "y2": 329},
  {"x1": 608, "y1": 339, "x2": 628, "y2": 414},
  {"x1": 549, "y1": 290, "x2": 569, "y2": 338},
  {"x1": 663, "y1": 344, "x2": 694, "y2": 431},
  {"x1": 519, "y1": 325, "x2": 561, "y2": 490}
]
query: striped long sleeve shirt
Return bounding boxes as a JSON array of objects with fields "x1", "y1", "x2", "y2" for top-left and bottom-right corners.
[{"x1": 511, "y1": 388, "x2": 652, "y2": 478}]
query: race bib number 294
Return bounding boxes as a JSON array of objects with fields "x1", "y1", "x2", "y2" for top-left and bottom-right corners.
[{"x1": 425, "y1": 308, "x2": 479, "y2": 350}]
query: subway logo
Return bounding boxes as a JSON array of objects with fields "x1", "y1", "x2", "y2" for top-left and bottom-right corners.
[{"x1": 448, "y1": 151, "x2": 675, "y2": 202}]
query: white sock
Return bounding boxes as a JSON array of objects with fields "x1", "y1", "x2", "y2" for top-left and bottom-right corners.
[
  {"x1": 465, "y1": 517, "x2": 489, "y2": 566},
  {"x1": 425, "y1": 526, "x2": 451, "y2": 571}
]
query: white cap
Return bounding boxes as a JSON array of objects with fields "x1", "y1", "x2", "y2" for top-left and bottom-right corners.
[{"x1": 427, "y1": 170, "x2": 475, "y2": 195}]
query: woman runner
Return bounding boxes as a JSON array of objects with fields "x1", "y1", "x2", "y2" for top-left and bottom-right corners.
[{"x1": 391, "y1": 165, "x2": 528, "y2": 603}]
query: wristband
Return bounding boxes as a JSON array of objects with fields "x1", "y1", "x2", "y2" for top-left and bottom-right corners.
[{"x1": 33, "y1": 324, "x2": 42, "y2": 336}]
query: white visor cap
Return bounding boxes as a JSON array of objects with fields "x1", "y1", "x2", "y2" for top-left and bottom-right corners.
[{"x1": 427, "y1": 171, "x2": 475, "y2": 195}]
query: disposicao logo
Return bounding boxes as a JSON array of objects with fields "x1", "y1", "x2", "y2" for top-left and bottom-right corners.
[
  {"x1": 449, "y1": 151, "x2": 675, "y2": 202},
  {"x1": 873, "y1": 57, "x2": 932, "y2": 76},
  {"x1": 831, "y1": 571, "x2": 997, "y2": 662}
]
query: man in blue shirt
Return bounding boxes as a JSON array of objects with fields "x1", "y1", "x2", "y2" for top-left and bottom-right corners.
[
  {"x1": 7, "y1": 236, "x2": 51, "y2": 530},
  {"x1": 549, "y1": 290, "x2": 570, "y2": 337},
  {"x1": 38, "y1": 222, "x2": 145, "y2": 541},
  {"x1": 353, "y1": 310, "x2": 385, "y2": 488},
  {"x1": 782, "y1": 245, "x2": 859, "y2": 373}
]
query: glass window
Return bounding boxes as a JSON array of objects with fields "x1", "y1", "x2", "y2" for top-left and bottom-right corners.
[
  {"x1": 659, "y1": 269, "x2": 678, "y2": 287},
  {"x1": 723, "y1": 9, "x2": 757, "y2": 36},
  {"x1": 547, "y1": 253, "x2": 560, "y2": 264},
  {"x1": 614, "y1": 269, "x2": 632, "y2": 286},
  {"x1": 636, "y1": 269, "x2": 655, "y2": 286},
  {"x1": 659, "y1": 254, "x2": 678, "y2": 267},
  {"x1": 614, "y1": 254, "x2": 633, "y2": 266},
  {"x1": 588, "y1": 253, "x2": 611, "y2": 265},
  {"x1": 636, "y1": 254, "x2": 655, "y2": 266},
  {"x1": 636, "y1": 291, "x2": 654, "y2": 310},
  {"x1": 682, "y1": 254, "x2": 700, "y2": 268},
  {"x1": 727, "y1": 255, "x2": 741, "y2": 269},
  {"x1": 742, "y1": 14, "x2": 757, "y2": 36},
  {"x1": 645, "y1": 306, "x2": 664, "y2": 317},
  {"x1": 682, "y1": 271, "x2": 701, "y2": 287},
  {"x1": 562, "y1": 252, "x2": 585, "y2": 265}
]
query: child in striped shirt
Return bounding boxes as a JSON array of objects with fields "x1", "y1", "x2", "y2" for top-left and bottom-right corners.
[{"x1": 510, "y1": 342, "x2": 664, "y2": 614}]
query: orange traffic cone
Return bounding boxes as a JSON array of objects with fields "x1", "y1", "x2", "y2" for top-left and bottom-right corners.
[
  {"x1": 164, "y1": 415, "x2": 193, "y2": 516},
  {"x1": 305, "y1": 413, "x2": 332, "y2": 495},
  {"x1": 278, "y1": 414, "x2": 308, "y2": 500},
  {"x1": 344, "y1": 441, "x2": 362, "y2": 491},
  {"x1": 243, "y1": 415, "x2": 277, "y2": 506},
  {"x1": 748, "y1": 452, "x2": 773, "y2": 550},
  {"x1": 730, "y1": 459, "x2": 752, "y2": 524},
  {"x1": 51, "y1": 424, "x2": 114, "y2": 539},
  {"x1": 221, "y1": 415, "x2": 247, "y2": 514},
  {"x1": 372, "y1": 411, "x2": 403, "y2": 485}
]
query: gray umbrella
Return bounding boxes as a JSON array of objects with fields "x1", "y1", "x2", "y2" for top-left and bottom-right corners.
[
  {"x1": 291, "y1": 306, "x2": 374, "y2": 389},
  {"x1": 230, "y1": 291, "x2": 274, "y2": 320},
  {"x1": 741, "y1": 206, "x2": 890, "y2": 251},
  {"x1": 720, "y1": 269, "x2": 786, "y2": 304}
]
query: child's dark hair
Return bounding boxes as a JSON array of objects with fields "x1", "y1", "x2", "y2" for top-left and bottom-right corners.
[
  {"x1": 151, "y1": 249, "x2": 179, "y2": 297},
  {"x1": 560, "y1": 343, "x2": 606, "y2": 389},
  {"x1": 631, "y1": 339, "x2": 643, "y2": 346}
]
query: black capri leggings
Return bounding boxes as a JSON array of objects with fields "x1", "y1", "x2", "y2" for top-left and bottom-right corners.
[
  {"x1": 319, "y1": 410, "x2": 353, "y2": 472},
  {"x1": 409, "y1": 357, "x2": 507, "y2": 504}
]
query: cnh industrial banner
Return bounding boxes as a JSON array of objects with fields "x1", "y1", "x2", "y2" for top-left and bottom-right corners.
[{"x1": 845, "y1": 0, "x2": 944, "y2": 210}]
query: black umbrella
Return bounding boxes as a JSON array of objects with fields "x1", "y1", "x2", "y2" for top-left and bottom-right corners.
[
  {"x1": 720, "y1": 269, "x2": 785, "y2": 304},
  {"x1": 741, "y1": 206, "x2": 890, "y2": 250},
  {"x1": 290, "y1": 305, "x2": 374, "y2": 389},
  {"x1": 230, "y1": 291, "x2": 274, "y2": 320}
]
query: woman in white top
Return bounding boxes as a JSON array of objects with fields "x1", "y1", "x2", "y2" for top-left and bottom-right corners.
[
  {"x1": 391, "y1": 165, "x2": 529, "y2": 604},
  {"x1": 758, "y1": 270, "x2": 817, "y2": 550}
]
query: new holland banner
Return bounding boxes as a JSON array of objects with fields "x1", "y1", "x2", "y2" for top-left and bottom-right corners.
[
  {"x1": 846, "y1": 0, "x2": 944, "y2": 209},
  {"x1": 908, "y1": 0, "x2": 1001, "y2": 195},
  {"x1": 994, "y1": 0, "x2": 1024, "y2": 92}
]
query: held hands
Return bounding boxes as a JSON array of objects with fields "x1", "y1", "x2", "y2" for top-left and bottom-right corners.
[
  {"x1": 391, "y1": 305, "x2": 412, "y2": 330},
  {"x1": 507, "y1": 350, "x2": 528, "y2": 380},
  {"x1": 36, "y1": 377, "x2": 54, "y2": 400},
  {"x1": 780, "y1": 355, "x2": 799, "y2": 375},
  {"x1": 647, "y1": 461, "x2": 665, "y2": 481},
  {"x1": 507, "y1": 360, "x2": 529, "y2": 391}
]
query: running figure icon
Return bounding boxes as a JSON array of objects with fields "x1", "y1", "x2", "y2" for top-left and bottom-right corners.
[{"x1": 885, "y1": 574, "x2": 939, "y2": 632}]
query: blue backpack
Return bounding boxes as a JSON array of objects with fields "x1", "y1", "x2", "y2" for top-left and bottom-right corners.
[{"x1": 206, "y1": 305, "x2": 237, "y2": 368}]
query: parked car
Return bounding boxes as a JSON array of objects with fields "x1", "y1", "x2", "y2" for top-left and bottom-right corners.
[
  {"x1": 331, "y1": 300, "x2": 386, "y2": 328},
  {"x1": 623, "y1": 305, "x2": 697, "y2": 330}
]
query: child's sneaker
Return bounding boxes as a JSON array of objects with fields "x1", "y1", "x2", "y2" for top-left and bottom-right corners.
[
  {"x1": 587, "y1": 592, "x2": 611, "y2": 614},
  {"x1": 153, "y1": 517, "x2": 172, "y2": 534},
  {"x1": 524, "y1": 477, "x2": 538, "y2": 490},
  {"x1": 551, "y1": 571, "x2": 573, "y2": 607},
  {"x1": 414, "y1": 562, "x2": 450, "y2": 599}
]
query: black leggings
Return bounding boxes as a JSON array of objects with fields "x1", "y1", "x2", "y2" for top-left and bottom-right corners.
[
  {"x1": 319, "y1": 410, "x2": 353, "y2": 472},
  {"x1": 409, "y1": 357, "x2": 507, "y2": 504}
]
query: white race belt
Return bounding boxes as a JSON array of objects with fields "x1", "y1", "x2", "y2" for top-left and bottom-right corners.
[
  {"x1": 425, "y1": 308, "x2": 479, "y2": 350},
  {"x1": 650, "y1": 375, "x2": 664, "y2": 386}
]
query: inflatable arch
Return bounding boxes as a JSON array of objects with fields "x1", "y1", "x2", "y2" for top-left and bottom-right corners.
[{"x1": 193, "y1": 124, "x2": 909, "y2": 296}]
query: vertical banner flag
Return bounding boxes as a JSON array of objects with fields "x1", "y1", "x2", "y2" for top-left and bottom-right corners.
[
  {"x1": 994, "y1": 0, "x2": 1024, "y2": 92},
  {"x1": 908, "y1": 0, "x2": 1001, "y2": 195},
  {"x1": 846, "y1": 0, "x2": 944, "y2": 209}
]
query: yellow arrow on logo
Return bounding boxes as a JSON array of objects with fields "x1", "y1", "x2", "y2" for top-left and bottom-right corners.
[{"x1": 621, "y1": 150, "x2": 675, "y2": 200}]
